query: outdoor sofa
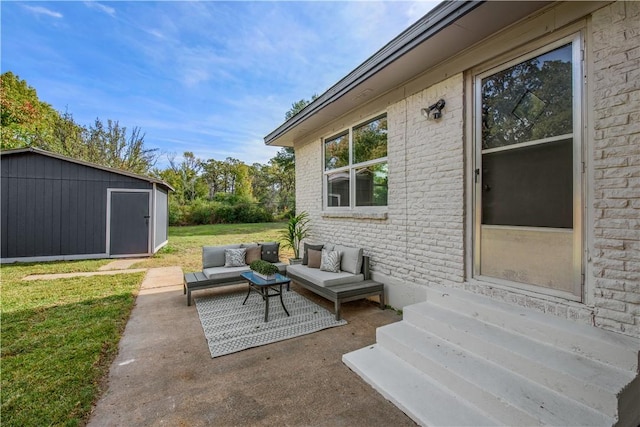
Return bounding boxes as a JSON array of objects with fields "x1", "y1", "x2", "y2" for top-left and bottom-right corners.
[
  {"x1": 286, "y1": 243, "x2": 385, "y2": 320},
  {"x1": 183, "y1": 242, "x2": 286, "y2": 305}
]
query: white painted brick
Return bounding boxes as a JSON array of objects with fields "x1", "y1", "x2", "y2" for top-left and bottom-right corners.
[{"x1": 290, "y1": 2, "x2": 639, "y2": 338}]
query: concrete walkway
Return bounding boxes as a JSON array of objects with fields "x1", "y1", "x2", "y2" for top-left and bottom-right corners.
[
  {"x1": 22, "y1": 258, "x2": 147, "y2": 281},
  {"x1": 22, "y1": 269, "x2": 147, "y2": 281},
  {"x1": 88, "y1": 267, "x2": 414, "y2": 426},
  {"x1": 98, "y1": 258, "x2": 147, "y2": 271}
]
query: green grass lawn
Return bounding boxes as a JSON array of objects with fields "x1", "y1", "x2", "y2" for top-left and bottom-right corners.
[
  {"x1": 0, "y1": 222, "x2": 288, "y2": 426},
  {"x1": 134, "y1": 222, "x2": 292, "y2": 272}
]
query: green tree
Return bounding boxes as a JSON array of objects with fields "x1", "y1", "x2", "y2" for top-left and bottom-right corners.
[
  {"x1": 1, "y1": 72, "x2": 159, "y2": 175},
  {"x1": 163, "y1": 152, "x2": 207, "y2": 203},
  {"x1": 284, "y1": 94, "x2": 318, "y2": 120},
  {"x1": 0, "y1": 71, "x2": 60, "y2": 150},
  {"x1": 233, "y1": 162, "x2": 253, "y2": 200},
  {"x1": 269, "y1": 148, "x2": 295, "y2": 214},
  {"x1": 481, "y1": 44, "x2": 573, "y2": 149},
  {"x1": 84, "y1": 118, "x2": 157, "y2": 174}
]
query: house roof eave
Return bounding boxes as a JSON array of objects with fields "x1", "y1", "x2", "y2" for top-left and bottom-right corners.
[{"x1": 264, "y1": 0, "x2": 553, "y2": 148}]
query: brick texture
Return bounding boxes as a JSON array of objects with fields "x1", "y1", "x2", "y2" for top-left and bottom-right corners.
[
  {"x1": 293, "y1": 1, "x2": 639, "y2": 339},
  {"x1": 591, "y1": 1, "x2": 640, "y2": 337}
]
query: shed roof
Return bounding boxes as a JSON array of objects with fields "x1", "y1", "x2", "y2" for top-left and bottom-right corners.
[
  {"x1": 264, "y1": 0, "x2": 553, "y2": 147},
  {"x1": 1, "y1": 147, "x2": 174, "y2": 192}
]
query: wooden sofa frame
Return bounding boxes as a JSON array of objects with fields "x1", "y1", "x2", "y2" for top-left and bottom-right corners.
[{"x1": 286, "y1": 255, "x2": 385, "y2": 320}]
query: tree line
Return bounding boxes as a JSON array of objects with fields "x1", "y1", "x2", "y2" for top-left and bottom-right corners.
[{"x1": 1, "y1": 71, "x2": 309, "y2": 225}]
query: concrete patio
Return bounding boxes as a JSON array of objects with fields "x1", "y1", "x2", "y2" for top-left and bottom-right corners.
[{"x1": 88, "y1": 266, "x2": 414, "y2": 426}]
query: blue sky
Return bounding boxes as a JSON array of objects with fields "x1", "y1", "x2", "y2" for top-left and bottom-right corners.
[{"x1": 1, "y1": 1, "x2": 438, "y2": 168}]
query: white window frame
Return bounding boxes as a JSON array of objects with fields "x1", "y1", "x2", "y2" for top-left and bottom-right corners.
[{"x1": 322, "y1": 113, "x2": 388, "y2": 212}]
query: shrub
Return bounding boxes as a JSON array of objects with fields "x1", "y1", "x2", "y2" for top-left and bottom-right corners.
[
  {"x1": 168, "y1": 199, "x2": 187, "y2": 226},
  {"x1": 189, "y1": 199, "x2": 215, "y2": 225}
]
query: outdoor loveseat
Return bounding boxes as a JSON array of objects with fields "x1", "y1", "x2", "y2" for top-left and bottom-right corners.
[
  {"x1": 286, "y1": 243, "x2": 385, "y2": 320},
  {"x1": 183, "y1": 242, "x2": 286, "y2": 305}
]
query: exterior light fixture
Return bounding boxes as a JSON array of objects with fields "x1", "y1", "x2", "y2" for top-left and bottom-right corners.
[{"x1": 421, "y1": 99, "x2": 446, "y2": 120}]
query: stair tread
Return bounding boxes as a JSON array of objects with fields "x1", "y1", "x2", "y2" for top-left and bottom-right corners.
[
  {"x1": 378, "y1": 321, "x2": 614, "y2": 427},
  {"x1": 405, "y1": 302, "x2": 635, "y2": 390},
  {"x1": 424, "y1": 286, "x2": 640, "y2": 372},
  {"x1": 343, "y1": 344, "x2": 499, "y2": 427}
]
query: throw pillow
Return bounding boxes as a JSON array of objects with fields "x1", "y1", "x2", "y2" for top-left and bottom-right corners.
[
  {"x1": 307, "y1": 249, "x2": 322, "y2": 268},
  {"x1": 334, "y1": 245, "x2": 363, "y2": 274},
  {"x1": 320, "y1": 249, "x2": 341, "y2": 273},
  {"x1": 302, "y1": 243, "x2": 324, "y2": 265},
  {"x1": 245, "y1": 245, "x2": 262, "y2": 264},
  {"x1": 224, "y1": 248, "x2": 246, "y2": 267},
  {"x1": 260, "y1": 242, "x2": 280, "y2": 263}
]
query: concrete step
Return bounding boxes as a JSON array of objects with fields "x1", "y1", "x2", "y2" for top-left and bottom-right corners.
[
  {"x1": 402, "y1": 302, "x2": 635, "y2": 418},
  {"x1": 376, "y1": 321, "x2": 615, "y2": 427},
  {"x1": 344, "y1": 286, "x2": 640, "y2": 426},
  {"x1": 424, "y1": 286, "x2": 640, "y2": 373},
  {"x1": 342, "y1": 344, "x2": 499, "y2": 427}
]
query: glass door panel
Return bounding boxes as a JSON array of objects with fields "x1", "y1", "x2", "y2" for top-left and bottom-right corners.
[{"x1": 475, "y1": 39, "x2": 582, "y2": 299}]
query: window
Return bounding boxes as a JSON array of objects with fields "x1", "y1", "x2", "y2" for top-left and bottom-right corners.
[
  {"x1": 324, "y1": 115, "x2": 387, "y2": 209},
  {"x1": 480, "y1": 43, "x2": 574, "y2": 228}
]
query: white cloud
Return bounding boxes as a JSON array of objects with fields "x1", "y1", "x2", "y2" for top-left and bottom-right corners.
[
  {"x1": 84, "y1": 1, "x2": 116, "y2": 17},
  {"x1": 22, "y1": 5, "x2": 63, "y2": 19},
  {"x1": 405, "y1": 1, "x2": 441, "y2": 25}
]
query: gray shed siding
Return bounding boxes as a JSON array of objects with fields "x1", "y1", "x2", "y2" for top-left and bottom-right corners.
[
  {"x1": 1, "y1": 151, "x2": 151, "y2": 259},
  {"x1": 154, "y1": 187, "x2": 168, "y2": 251}
]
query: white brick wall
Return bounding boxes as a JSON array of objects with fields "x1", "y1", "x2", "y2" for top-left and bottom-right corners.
[
  {"x1": 296, "y1": 75, "x2": 466, "y2": 308},
  {"x1": 292, "y1": 1, "x2": 640, "y2": 339},
  {"x1": 591, "y1": 1, "x2": 640, "y2": 337}
]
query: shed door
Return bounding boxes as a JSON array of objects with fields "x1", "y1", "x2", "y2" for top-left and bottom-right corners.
[{"x1": 109, "y1": 191, "x2": 150, "y2": 255}]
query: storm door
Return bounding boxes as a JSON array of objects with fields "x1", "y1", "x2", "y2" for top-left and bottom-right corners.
[
  {"x1": 473, "y1": 36, "x2": 583, "y2": 300},
  {"x1": 108, "y1": 190, "x2": 151, "y2": 256}
]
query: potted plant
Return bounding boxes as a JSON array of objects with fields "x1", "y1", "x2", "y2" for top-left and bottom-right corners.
[
  {"x1": 249, "y1": 260, "x2": 280, "y2": 280},
  {"x1": 280, "y1": 211, "x2": 310, "y2": 265}
]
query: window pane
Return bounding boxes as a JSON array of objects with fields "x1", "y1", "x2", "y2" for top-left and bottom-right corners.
[
  {"x1": 324, "y1": 133, "x2": 349, "y2": 170},
  {"x1": 481, "y1": 138, "x2": 573, "y2": 228},
  {"x1": 481, "y1": 44, "x2": 573, "y2": 149},
  {"x1": 354, "y1": 116, "x2": 387, "y2": 164},
  {"x1": 356, "y1": 162, "x2": 388, "y2": 207},
  {"x1": 326, "y1": 172, "x2": 350, "y2": 207}
]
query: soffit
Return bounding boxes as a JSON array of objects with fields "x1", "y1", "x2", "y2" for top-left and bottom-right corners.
[{"x1": 265, "y1": 0, "x2": 552, "y2": 147}]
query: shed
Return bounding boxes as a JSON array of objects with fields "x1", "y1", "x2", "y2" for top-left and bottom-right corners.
[{"x1": 1, "y1": 147, "x2": 173, "y2": 263}]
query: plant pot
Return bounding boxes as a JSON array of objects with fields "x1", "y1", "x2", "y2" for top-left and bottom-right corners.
[
  {"x1": 253, "y1": 272, "x2": 276, "y2": 281},
  {"x1": 289, "y1": 258, "x2": 303, "y2": 265}
]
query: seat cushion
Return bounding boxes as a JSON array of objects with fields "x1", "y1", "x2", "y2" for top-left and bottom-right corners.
[
  {"x1": 203, "y1": 262, "x2": 286, "y2": 280},
  {"x1": 287, "y1": 264, "x2": 364, "y2": 288},
  {"x1": 203, "y1": 244, "x2": 242, "y2": 268},
  {"x1": 203, "y1": 265, "x2": 251, "y2": 281},
  {"x1": 334, "y1": 244, "x2": 363, "y2": 274}
]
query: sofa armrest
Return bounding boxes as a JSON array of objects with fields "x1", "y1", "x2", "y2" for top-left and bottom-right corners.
[{"x1": 362, "y1": 255, "x2": 370, "y2": 280}]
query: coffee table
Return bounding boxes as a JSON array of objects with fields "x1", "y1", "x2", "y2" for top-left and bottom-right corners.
[{"x1": 240, "y1": 272, "x2": 291, "y2": 322}]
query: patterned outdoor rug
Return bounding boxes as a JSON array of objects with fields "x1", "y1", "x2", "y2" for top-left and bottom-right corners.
[{"x1": 195, "y1": 289, "x2": 347, "y2": 358}]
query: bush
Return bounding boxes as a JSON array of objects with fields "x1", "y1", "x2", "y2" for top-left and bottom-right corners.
[
  {"x1": 189, "y1": 199, "x2": 216, "y2": 225},
  {"x1": 169, "y1": 199, "x2": 187, "y2": 226},
  {"x1": 212, "y1": 203, "x2": 237, "y2": 223},
  {"x1": 169, "y1": 196, "x2": 274, "y2": 226},
  {"x1": 235, "y1": 203, "x2": 273, "y2": 223}
]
